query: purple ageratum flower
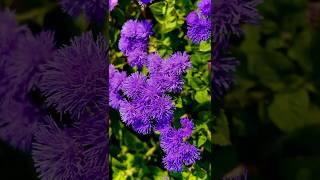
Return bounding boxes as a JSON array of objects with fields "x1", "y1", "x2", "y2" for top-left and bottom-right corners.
[
  {"x1": 139, "y1": 0, "x2": 153, "y2": 6},
  {"x1": 212, "y1": 55, "x2": 239, "y2": 99},
  {"x1": 32, "y1": 117, "x2": 84, "y2": 180},
  {"x1": 212, "y1": 0, "x2": 262, "y2": 46},
  {"x1": 159, "y1": 117, "x2": 201, "y2": 172},
  {"x1": 7, "y1": 31, "x2": 56, "y2": 93},
  {"x1": 127, "y1": 50, "x2": 148, "y2": 69},
  {"x1": 119, "y1": 20, "x2": 152, "y2": 56},
  {"x1": 186, "y1": 11, "x2": 211, "y2": 43},
  {"x1": 72, "y1": 113, "x2": 108, "y2": 179},
  {"x1": 39, "y1": 32, "x2": 108, "y2": 119},
  {"x1": 0, "y1": 97, "x2": 44, "y2": 152},
  {"x1": 59, "y1": 0, "x2": 108, "y2": 22},
  {"x1": 109, "y1": 0, "x2": 118, "y2": 11},
  {"x1": 147, "y1": 52, "x2": 192, "y2": 93},
  {"x1": 109, "y1": 65, "x2": 127, "y2": 110},
  {"x1": 198, "y1": 0, "x2": 211, "y2": 17}
]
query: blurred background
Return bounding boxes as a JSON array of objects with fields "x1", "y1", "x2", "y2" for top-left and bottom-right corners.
[{"x1": 214, "y1": 0, "x2": 320, "y2": 179}]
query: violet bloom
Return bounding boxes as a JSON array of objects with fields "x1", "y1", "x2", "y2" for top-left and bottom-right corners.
[
  {"x1": 0, "y1": 97, "x2": 44, "y2": 152},
  {"x1": 109, "y1": 65, "x2": 126, "y2": 110},
  {"x1": 32, "y1": 117, "x2": 84, "y2": 180},
  {"x1": 186, "y1": 11, "x2": 212, "y2": 43},
  {"x1": 212, "y1": 55, "x2": 239, "y2": 100},
  {"x1": 109, "y1": 0, "x2": 118, "y2": 11},
  {"x1": 0, "y1": 10, "x2": 29, "y2": 99},
  {"x1": 159, "y1": 117, "x2": 201, "y2": 172},
  {"x1": 59, "y1": 0, "x2": 108, "y2": 22},
  {"x1": 7, "y1": 31, "x2": 56, "y2": 93},
  {"x1": 73, "y1": 113, "x2": 109, "y2": 179},
  {"x1": 139, "y1": 0, "x2": 153, "y2": 5},
  {"x1": 39, "y1": 32, "x2": 108, "y2": 119},
  {"x1": 119, "y1": 20, "x2": 152, "y2": 57},
  {"x1": 212, "y1": 0, "x2": 262, "y2": 46}
]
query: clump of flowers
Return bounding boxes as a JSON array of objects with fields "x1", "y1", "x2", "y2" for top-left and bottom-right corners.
[
  {"x1": 110, "y1": 19, "x2": 200, "y2": 172},
  {"x1": 39, "y1": 32, "x2": 108, "y2": 119},
  {"x1": 59, "y1": 0, "x2": 108, "y2": 22}
]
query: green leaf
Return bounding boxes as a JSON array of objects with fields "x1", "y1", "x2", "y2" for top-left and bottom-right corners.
[
  {"x1": 268, "y1": 90, "x2": 311, "y2": 133},
  {"x1": 213, "y1": 111, "x2": 231, "y2": 146},
  {"x1": 194, "y1": 89, "x2": 210, "y2": 104},
  {"x1": 197, "y1": 134, "x2": 207, "y2": 147}
]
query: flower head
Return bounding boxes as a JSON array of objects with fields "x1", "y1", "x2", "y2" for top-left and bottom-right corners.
[
  {"x1": 119, "y1": 20, "x2": 152, "y2": 56},
  {"x1": 198, "y1": 0, "x2": 211, "y2": 17},
  {"x1": 39, "y1": 32, "x2": 108, "y2": 119},
  {"x1": 159, "y1": 117, "x2": 200, "y2": 172},
  {"x1": 139, "y1": 0, "x2": 153, "y2": 5},
  {"x1": 186, "y1": 11, "x2": 211, "y2": 43},
  {"x1": 212, "y1": 55, "x2": 239, "y2": 99},
  {"x1": 7, "y1": 31, "x2": 56, "y2": 92},
  {"x1": 32, "y1": 117, "x2": 84, "y2": 180},
  {"x1": 0, "y1": 97, "x2": 44, "y2": 152},
  {"x1": 109, "y1": 65, "x2": 127, "y2": 110},
  {"x1": 59, "y1": 0, "x2": 108, "y2": 22},
  {"x1": 109, "y1": 0, "x2": 118, "y2": 11}
]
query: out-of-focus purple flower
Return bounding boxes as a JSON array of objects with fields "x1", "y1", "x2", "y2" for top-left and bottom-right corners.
[
  {"x1": 212, "y1": 0, "x2": 262, "y2": 46},
  {"x1": 73, "y1": 113, "x2": 108, "y2": 179},
  {"x1": 119, "y1": 20, "x2": 152, "y2": 56},
  {"x1": 0, "y1": 97, "x2": 44, "y2": 152},
  {"x1": 109, "y1": 0, "x2": 118, "y2": 11},
  {"x1": 186, "y1": 11, "x2": 211, "y2": 43},
  {"x1": 212, "y1": 55, "x2": 239, "y2": 99},
  {"x1": 139, "y1": 0, "x2": 153, "y2": 5},
  {"x1": 32, "y1": 117, "x2": 84, "y2": 180},
  {"x1": 159, "y1": 117, "x2": 200, "y2": 172},
  {"x1": 198, "y1": 0, "x2": 211, "y2": 17},
  {"x1": 109, "y1": 65, "x2": 126, "y2": 110},
  {"x1": 6, "y1": 31, "x2": 56, "y2": 93},
  {"x1": 59, "y1": 0, "x2": 108, "y2": 22},
  {"x1": 39, "y1": 32, "x2": 108, "y2": 119},
  {"x1": 0, "y1": 10, "x2": 29, "y2": 99}
]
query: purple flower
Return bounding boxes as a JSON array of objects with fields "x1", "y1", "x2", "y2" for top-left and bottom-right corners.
[
  {"x1": 198, "y1": 0, "x2": 211, "y2": 17},
  {"x1": 139, "y1": 0, "x2": 153, "y2": 5},
  {"x1": 212, "y1": 0, "x2": 262, "y2": 46},
  {"x1": 212, "y1": 55, "x2": 239, "y2": 99},
  {"x1": 73, "y1": 113, "x2": 108, "y2": 179},
  {"x1": 186, "y1": 11, "x2": 211, "y2": 43},
  {"x1": 39, "y1": 32, "x2": 108, "y2": 119},
  {"x1": 6, "y1": 31, "x2": 56, "y2": 93},
  {"x1": 109, "y1": 65, "x2": 127, "y2": 110},
  {"x1": 59, "y1": 0, "x2": 108, "y2": 22},
  {"x1": 32, "y1": 117, "x2": 84, "y2": 180},
  {"x1": 109, "y1": 0, "x2": 118, "y2": 11},
  {"x1": 119, "y1": 20, "x2": 152, "y2": 56},
  {"x1": 159, "y1": 117, "x2": 201, "y2": 172},
  {"x1": 0, "y1": 97, "x2": 44, "y2": 152},
  {"x1": 127, "y1": 50, "x2": 148, "y2": 69}
]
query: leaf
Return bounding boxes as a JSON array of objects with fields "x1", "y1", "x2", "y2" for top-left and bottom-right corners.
[
  {"x1": 194, "y1": 89, "x2": 211, "y2": 104},
  {"x1": 199, "y1": 41, "x2": 211, "y2": 52},
  {"x1": 268, "y1": 90, "x2": 311, "y2": 133},
  {"x1": 213, "y1": 111, "x2": 231, "y2": 146},
  {"x1": 197, "y1": 134, "x2": 207, "y2": 147}
]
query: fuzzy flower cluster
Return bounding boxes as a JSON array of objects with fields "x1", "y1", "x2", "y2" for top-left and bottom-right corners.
[
  {"x1": 110, "y1": 20, "x2": 199, "y2": 172},
  {"x1": 118, "y1": 20, "x2": 153, "y2": 69},
  {"x1": 0, "y1": 10, "x2": 109, "y2": 179},
  {"x1": 59, "y1": 0, "x2": 109, "y2": 22},
  {"x1": 159, "y1": 117, "x2": 201, "y2": 172},
  {"x1": 186, "y1": 0, "x2": 212, "y2": 43},
  {"x1": 139, "y1": 0, "x2": 153, "y2": 6}
]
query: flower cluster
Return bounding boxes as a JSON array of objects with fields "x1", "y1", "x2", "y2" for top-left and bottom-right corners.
[
  {"x1": 110, "y1": 19, "x2": 199, "y2": 172},
  {"x1": 159, "y1": 117, "x2": 201, "y2": 172},
  {"x1": 119, "y1": 20, "x2": 153, "y2": 69},
  {"x1": 139, "y1": 0, "x2": 153, "y2": 6},
  {"x1": 186, "y1": 0, "x2": 212, "y2": 43},
  {"x1": 59, "y1": 0, "x2": 108, "y2": 22},
  {"x1": 0, "y1": 10, "x2": 109, "y2": 179}
]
